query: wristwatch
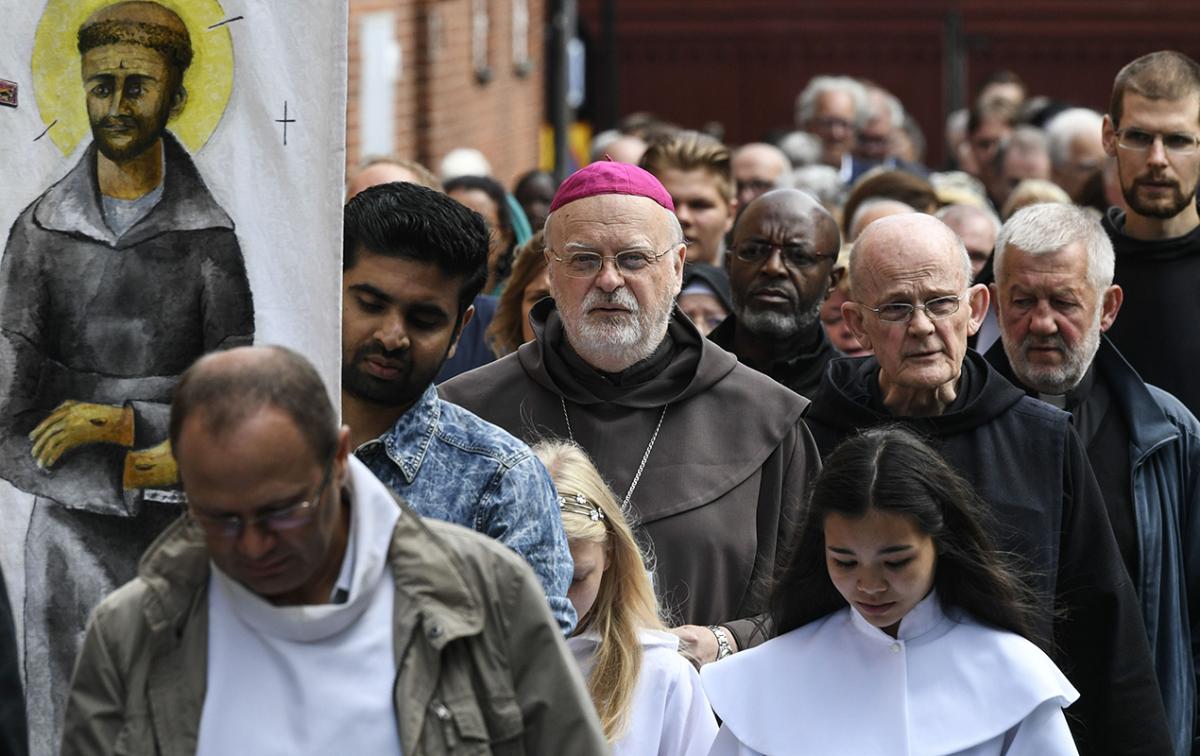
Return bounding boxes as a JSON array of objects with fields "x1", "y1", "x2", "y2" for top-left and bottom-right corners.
[{"x1": 708, "y1": 624, "x2": 734, "y2": 660}]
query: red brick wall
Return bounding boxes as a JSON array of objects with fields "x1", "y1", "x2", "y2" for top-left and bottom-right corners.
[
  {"x1": 576, "y1": 0, "x2": 1200, "y2": 168},
  {"x1": 347, "y1": 0, "x2": 545, "y2": 188}
]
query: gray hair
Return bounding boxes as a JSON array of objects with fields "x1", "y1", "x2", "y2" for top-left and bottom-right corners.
[
  {"x1": 787, "y1": 164, "x2": 845, "y2": 209},
  {"x1": 1044, "y1": 108, "x2": 1104, "y2": 166},
  {"x1": 935, "y1": 203, "x2": 1002, "y2": 238},
  {"x1": 868, "y1": 86, "x2": 906, "y2": 131},
  {"x1": 795, "y1": 76, "x2": 869, "y2": 128},
  {"x1": 993, "y1": 203, "x2": 1115, "y2": 290},
  {"x1": 777, "y1": 131, "x2": 823, "y2": 168}
]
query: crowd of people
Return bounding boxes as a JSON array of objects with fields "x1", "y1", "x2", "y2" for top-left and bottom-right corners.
[{"x1": 2, "y1": 7, "x2": 1200, "y2": 754}]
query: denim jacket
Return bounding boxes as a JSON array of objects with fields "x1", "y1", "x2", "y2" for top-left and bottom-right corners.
[{"x1": 357, "y1": 385, "x2": 576, "y2": 634}]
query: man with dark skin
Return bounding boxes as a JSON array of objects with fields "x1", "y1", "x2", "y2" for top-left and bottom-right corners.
[{"x1": 708, "y1": 189, "x2": 842, "y2": 399}]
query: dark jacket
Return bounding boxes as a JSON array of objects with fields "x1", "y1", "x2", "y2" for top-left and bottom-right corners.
[
  {"x1": 988, "y1": 336, "x2": 1200, "y2": 756},
  {"x1": 1103, "y1": 208, "x2": 1200, "y2": 418},
  {"x1": 441, "y1": 299, "x2": 821, "y2": 649},
  {"x1": 707, "y1": 316, "x2": 839, "y2": 400},
  {"x1": 804, "y1": 351, "x2": 1173, "y2": 756}
]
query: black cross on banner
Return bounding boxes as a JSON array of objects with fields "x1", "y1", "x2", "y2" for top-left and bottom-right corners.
[{"x1": 275, "y1": 101, "x2": 296, "y2": 146}]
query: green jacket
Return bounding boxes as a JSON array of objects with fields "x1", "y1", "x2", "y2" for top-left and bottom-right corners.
[{"x1": 60, "y1": 489, "x2": 607, "y2": 756}]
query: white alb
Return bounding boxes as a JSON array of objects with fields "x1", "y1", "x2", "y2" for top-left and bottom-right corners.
[
  {"x1": 701, "y1": 592, "x2": 1079, "y2": 756},
  {"x1": 570, "y1": 628, "x2": 718, "y2": 756},
  {"x1": 197, "y1": 457, "x2": 403, "y2": 756}
]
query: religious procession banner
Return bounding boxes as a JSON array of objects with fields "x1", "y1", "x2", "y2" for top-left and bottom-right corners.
[{"x1": 0, "y1": 2, "x2": 347, "y2": 753}]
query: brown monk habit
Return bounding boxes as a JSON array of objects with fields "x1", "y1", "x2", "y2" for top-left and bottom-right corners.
[{"x1": 440, "y1": 299, "x2": 820, "y2": 647}]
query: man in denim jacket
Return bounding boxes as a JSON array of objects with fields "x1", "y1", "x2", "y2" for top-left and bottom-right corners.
[{"x1": 340, "y1": 182, "x2": 574, "y2": 633}]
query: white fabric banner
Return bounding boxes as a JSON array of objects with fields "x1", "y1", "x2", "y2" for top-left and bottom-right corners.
[{"x1": 0, "y1": 2, "x2": 347, "y2": 753}]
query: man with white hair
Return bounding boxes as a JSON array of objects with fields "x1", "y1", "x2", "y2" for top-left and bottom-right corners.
[
  {"x1": 987, "y1": 203, "x2": 1200, "y2": 755},
  {"x1": 803, "y1": 212, "x2": 1173, "y2": 754},
  {"x1": 1045, "y1": 108, "x2": 1106, "y2": 202},
  {"x1": 795, "y1": 75, "x2": 869, "y2": 182},
  {"x1": 441, "y1": 161, "x2": 821, "y2": 665}
]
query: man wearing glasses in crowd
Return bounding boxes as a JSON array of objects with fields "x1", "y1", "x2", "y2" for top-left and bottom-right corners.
[
  {"x1": 1101, "y1": 51, "x2": 1200, "y2": 419},
  {"x1": 59, "y1": 346, "x2": 606, "y2": 756},
  {"x1": 801, "y1": 212, "x2": 1173, "y2": 754},
  {"x1": 441, "y1": 161, "x2": 822, "y2": 665},
  {"x1": 708, "y1": 188, "x2": 843, "y2": 399}
]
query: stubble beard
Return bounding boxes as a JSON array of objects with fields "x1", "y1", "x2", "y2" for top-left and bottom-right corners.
[{"x1": 1004, "y1": 311, "x2": 1103, "y2": 396}]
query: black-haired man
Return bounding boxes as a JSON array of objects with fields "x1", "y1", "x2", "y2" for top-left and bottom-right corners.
[{"x1": 341, "y1": 183, "x2": 574, "y2": 632}]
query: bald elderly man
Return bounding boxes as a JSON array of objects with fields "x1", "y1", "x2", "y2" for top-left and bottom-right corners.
[
  {"x1": 802, "y1": 213, "x2": 1172, "y2": 754},
  {"x1": 441, "y1": 161, "x2": 821, "y2": 664},
  {"x1": 709, "y1": 189, "x2": 842, "y2": 399}
]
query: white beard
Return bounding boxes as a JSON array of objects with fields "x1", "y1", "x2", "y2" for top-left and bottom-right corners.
[
  {"x1": 1004, "y1": 308, "x2": 1103, "y2": 395},
  {"x1": 563, "y1": 286, "x2": 674, "y2": 372}
]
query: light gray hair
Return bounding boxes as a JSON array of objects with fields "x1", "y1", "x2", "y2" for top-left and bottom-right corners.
[
  {"x1": 787, "y1": 164, "x2": 845, "y2": 209},
  {"x1": 795, "y1": 76, "x2": 869, "y2": 128},
  {"x1": 1044, "y1": 108, "x2": 1104, "y2": 166},
  {"x1": 993, "y1": 203, "x2": 1114, "y2": 290},
  {"x1": 935, "y1": 203, "x2": 1002, "y2": 238},
  {"x1": 777, "y1": 131, "x2": 823, "y2": 168},
  {"x1": 868, "y1": 86, "x2": 905, "y2": 131}
]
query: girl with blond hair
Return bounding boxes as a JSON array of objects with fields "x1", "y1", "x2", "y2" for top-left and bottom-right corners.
[{"x1": 533, "y1": 440, "x2": 717, "y2": 756}]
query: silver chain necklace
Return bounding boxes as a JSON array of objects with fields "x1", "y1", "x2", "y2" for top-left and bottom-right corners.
[{"x1": 560, "y1": 396, "x2": 667, "y2": 508}]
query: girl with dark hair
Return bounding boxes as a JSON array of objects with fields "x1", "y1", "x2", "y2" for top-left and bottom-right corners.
[{"x1": 702, "y1": 427, "x2": 1079, "y2": 755}]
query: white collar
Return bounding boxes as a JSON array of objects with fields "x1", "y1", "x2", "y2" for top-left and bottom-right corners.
[
  {"x1": 702, "y1": 593, "x2": 1078, "y2": 755},
  {"x1": 209, "y1": 457, "x2": 400, "y2": 642},
  {"x1": 847, "y1": 590, "x2": 949, "y2": 644}
]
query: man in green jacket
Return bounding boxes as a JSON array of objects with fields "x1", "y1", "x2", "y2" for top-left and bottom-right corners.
[{"x1": 60, "y1": 345, "x2": 606, "y2": 756}]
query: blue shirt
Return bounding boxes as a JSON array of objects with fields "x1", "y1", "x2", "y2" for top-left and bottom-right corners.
[{"x1": 356, "y1": 385, "x2": 576, "y2": 634}]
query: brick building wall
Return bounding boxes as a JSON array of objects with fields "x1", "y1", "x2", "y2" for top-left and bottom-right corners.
[{"x1": 346, "y1": 0, "x2": 546, "y2": 187}]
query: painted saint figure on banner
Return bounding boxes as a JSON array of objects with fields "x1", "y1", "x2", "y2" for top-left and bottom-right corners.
[{"x1": 0, "y1": 1, "x2": 252, "y2": 751}]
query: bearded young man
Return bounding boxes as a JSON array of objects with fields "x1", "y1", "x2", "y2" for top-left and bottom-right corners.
[
  {"x1": 340, "y1": 182, "x2": 574, "y2": 634},
  {"x1": 1101, "y1": 51, "x2": 1200, "y2": 417},
  {"x1": 986, "y1": 203, "x2": 1200, "y2": 756},
  {"x1": 440, "y1": 161, "x2": 822, "y2": 665}
]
